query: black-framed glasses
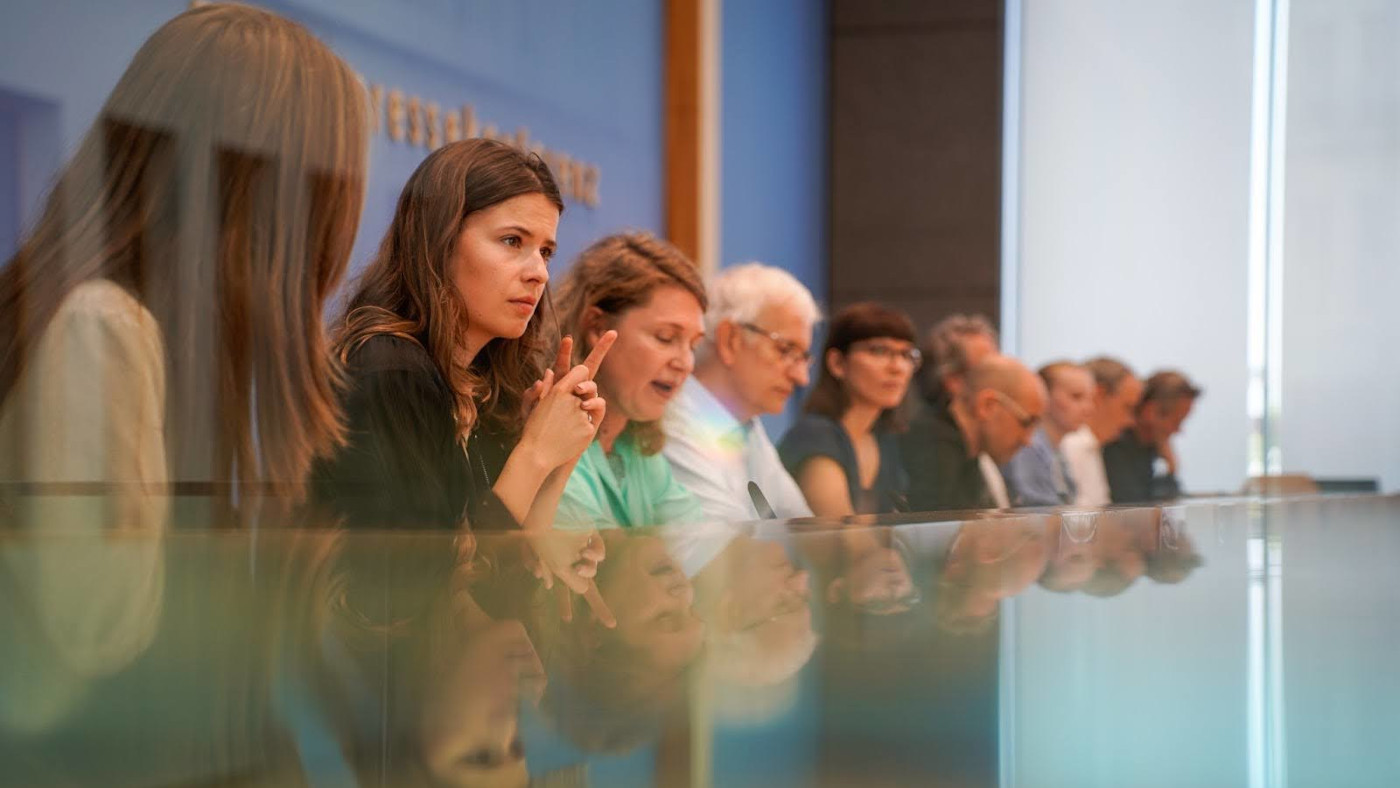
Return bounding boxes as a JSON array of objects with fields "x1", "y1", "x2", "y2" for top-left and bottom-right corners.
[
  {"x1": 990, "y1": 389, "x2": 1038, "y2": 430},
  {"x1": 850, "y1": 340, "x2": 923, "y2": 370},
  {"x1": 738, "y1": 322, "x2": 812, "y2": 366}
]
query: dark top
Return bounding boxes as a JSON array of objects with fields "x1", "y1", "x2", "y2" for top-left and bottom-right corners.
[
  {"x1": 310, "y1": 335, "x2": 516, "y2": 530},
  {"x1": 778, "y1": 413, "x2": 909, "y2": 514},
  {"x1": 900, "y1": 405, "x2": 995, "y2": 512},
  {"x1": 1103, "y1": 431, "x2": 1181, "y2": 504}
]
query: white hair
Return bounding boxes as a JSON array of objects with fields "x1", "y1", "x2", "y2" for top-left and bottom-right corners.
[
  {"x1": 703, "y1": 262, "x2": 822, "y2": 337},
  {"x1": 704, "y1": 624, "x2": 819, "y2": 687}
]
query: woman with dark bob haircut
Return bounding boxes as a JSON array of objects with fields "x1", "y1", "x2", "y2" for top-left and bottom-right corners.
[{"x1": 779, "y1": 302, "x2": 919, "y2": 516}]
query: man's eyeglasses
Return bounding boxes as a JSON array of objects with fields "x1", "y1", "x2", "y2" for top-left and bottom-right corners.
[
  {"x1": 990, "y1": 389, "x2": 1038, "y2": 430},
  {"x1": 738, "y1": 322, "x2": 812, "y2": 366},
  {"x1": 851, "y1": 340, "x2": 923, "y2": 370}
]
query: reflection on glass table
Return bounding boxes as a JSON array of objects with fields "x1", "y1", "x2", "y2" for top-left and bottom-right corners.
[{"x1": 1, "y1": 493, "x2": 1396, "y2": 786}]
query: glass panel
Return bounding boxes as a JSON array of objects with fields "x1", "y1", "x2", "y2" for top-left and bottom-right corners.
[
  {"x1": 4, "y1": 495, "x2": 1397, "y2": 785},
  {"x1": 1276, "y1": 0, "x2": 1400, "y2": 491}
]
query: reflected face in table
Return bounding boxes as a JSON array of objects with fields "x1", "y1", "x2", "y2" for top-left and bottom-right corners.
[
  {"x1": 600, "y1": 535, "x2": 705, "y2": 673},
  {"x1": 419, "y1": 618, "x2": 539, "y2": 787},
  {"x1": 828, "y1": 546, "x2": 918, "y2": 615}
]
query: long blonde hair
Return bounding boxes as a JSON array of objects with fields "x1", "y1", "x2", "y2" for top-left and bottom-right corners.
[{"x1": 0, "y1": 4, "x2": 368, "y2": 507}]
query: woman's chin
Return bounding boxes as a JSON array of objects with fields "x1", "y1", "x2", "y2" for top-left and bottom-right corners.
[
  {"x1": 632, "y1": 401, "x2": 668, "y2": 424},
  {"x1": 496, "y1": 319, "x2": 531, "y2": 341}
]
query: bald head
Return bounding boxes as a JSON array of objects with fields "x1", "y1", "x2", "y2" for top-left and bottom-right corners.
[
  {"x1": 962, "y1": 356, "x2": 1048, "y2": 463},
  {"x1": 963, "y1": 355, "x2": 1041, "y2": 404}
]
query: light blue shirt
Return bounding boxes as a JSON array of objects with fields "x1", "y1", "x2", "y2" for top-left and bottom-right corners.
[
  {"x1": 662, "y1": 378, "x2": 813, "y2": 522},
  {"x1": 1002, "y1": 427, "x2": 1076, "y2": 507}
]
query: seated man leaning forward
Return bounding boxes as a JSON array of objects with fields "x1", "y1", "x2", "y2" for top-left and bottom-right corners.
[
  {"x1": 663, "y1": 263, "x2": 821, "y2": 522},
  {"x1": 902, "y1": 355, "x2": 1046, "y2": 512},
  {"x1": 1103, "y1": 369, "x2": 1202, "y2": 504}
]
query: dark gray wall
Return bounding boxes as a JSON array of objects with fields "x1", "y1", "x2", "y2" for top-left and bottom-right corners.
[{"x1": 829, "y1": 0, "x2": 1004, "y2": 334}]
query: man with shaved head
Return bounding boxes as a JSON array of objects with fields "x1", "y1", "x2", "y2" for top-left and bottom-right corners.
[{"x1": 902, "y1": 355, "x2": 1047, "y2": 511}]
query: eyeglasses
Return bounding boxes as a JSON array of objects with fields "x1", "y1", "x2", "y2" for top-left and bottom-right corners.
[
  {"x1": 851, "y1": 341, "x2": 923, "y2": 370},
  {"x1": 990, "y1": 389, "x2": 1038, "y2": 430},
  {"x1": 738, "y1": 322, "x2": 812, "y2": 366}
]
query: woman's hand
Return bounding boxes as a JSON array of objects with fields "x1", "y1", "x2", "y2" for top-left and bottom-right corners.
[
  {"x1": 522, "y1": 529, "x2": 617, "y2": 628},
  {"x1": 517, "y1": 331, "x2": 616, "y2": 472},
  {"x1": 1157, "y1": 438, "x2": 1179, "y2": 476},
  {"x1": 521, "y1": 336, "x2": 575, "y2": 421}
]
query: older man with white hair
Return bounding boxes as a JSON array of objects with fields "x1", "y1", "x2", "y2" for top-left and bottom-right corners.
[{"x1": 663, "y1": 263, "x2": 821, "y2": 521}]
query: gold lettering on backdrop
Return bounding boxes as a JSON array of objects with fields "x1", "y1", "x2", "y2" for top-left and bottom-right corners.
[
  {"x1": 572, "y1": 161, "x2": 590, "y2": 203},
  {"x1": 368, "y1": 84, "x2": 384, "y2": 134},
  {"x1": 553, "y1": 153, "x2": 573, "y2": 196},
  {"x1": 425, "y1": 102, "x2": 442, "y2": 149},
  {"x1": 406, "y1": 97, "x2": 425, "y2": 147},
  {"x1": 386, "y1": 89, "x2": 407, "y2": 143},
  {"x1": 462, "y1": 105, "x2": 479, "y2": 139},
  {"x1": 443, "y1": 110, "x2": 462, "y2": 144},
  {"x1": 582, "y1": 165, "x2": 600, "y2": 207},
  {"x1": 364, "y1": 82, "x2": 600, "y2": 207}
]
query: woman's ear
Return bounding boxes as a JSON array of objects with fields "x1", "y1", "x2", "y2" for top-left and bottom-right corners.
[
  {"x1": 825, "y1": 348, "x2": 847, "y2": 381},
  {"x1": 582, "y1": 306, "x2": 610, "y2": 349}
]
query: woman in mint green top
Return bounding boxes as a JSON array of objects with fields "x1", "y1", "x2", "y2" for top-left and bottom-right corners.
[
  {"x1": 552, "y1": 233, "x2": 709, "y2": 529},
  {"x1": 555, "y1": 436, "x2": 705, "y2": 528}
]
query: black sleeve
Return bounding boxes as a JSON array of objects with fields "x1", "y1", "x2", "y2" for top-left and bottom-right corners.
[
  {"x1": 463, "y1": 428, "x2": 521, "y2": 532},
  {"x1": 312, "y1": 338, "x2": 469, "y2": 530}
]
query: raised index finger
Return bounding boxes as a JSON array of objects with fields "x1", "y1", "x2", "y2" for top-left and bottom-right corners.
[
  {"x1": 580, "y1": 330, "x2": 617, "y2": 379},
  {"x1": 582, "y1": 581, "x2": 617, "y2": 629},
  {"x1": 552, "y1": 335, "x2": 574, "y2": 380}
]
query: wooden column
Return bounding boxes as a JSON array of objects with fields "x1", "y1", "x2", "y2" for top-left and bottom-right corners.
[{"x1": 665, "y1": 0, "x2": 720, "y2": 273}]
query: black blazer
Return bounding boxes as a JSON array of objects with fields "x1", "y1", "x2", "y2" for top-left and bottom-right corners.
[{"x1": 311, "y1": 335, "x2": 515, "y2": 530}]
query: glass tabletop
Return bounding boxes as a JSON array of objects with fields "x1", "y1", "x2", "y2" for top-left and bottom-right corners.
[{"x1": 1, "y1": 493, "x2": 1395, "y2": 786}]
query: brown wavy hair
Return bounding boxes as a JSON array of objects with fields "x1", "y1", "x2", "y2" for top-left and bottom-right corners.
[
  {"x1": 804, "y1": 302, "x2": 918, "y2": 433},
  {"x1": 553, "y1": 232, "x2": 706, "y2": 456},
  {"x1": 0, "y1": 4, "x2": 368, "y2": 506},
  {"x1": 333, "y1": 139, "x2": 563, "y2": 440}
]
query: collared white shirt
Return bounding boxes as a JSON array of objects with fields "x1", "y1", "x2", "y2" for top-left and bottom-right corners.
[
  {"x1": 662, "y1": 378, "x2": 814, "y2": 523},
  {"x1": 978, "y1": 452, "x2": 1011, "y2": 509},
  {"x1": 1062, "y1": 425, "x2": 1111, "y2": 507}
]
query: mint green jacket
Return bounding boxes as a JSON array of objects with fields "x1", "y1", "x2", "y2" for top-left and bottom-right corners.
[{"x1": 556, "y1": 435, "x2": 705, "y2": 529}]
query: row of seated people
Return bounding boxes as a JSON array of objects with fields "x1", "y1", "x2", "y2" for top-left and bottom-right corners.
[
  {"x1": 0, "y1": 4, "x2": 1200, "y2": 556},
  {"x1": 899, "y1": 315, "x2": 1203, "y2": 512}
]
